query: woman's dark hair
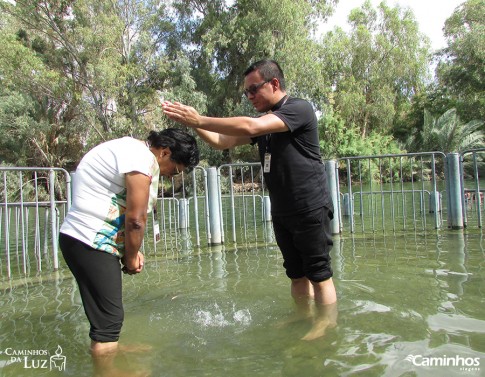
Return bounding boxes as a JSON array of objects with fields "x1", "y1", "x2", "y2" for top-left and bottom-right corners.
[
  {"x1": 147, "y1": 128, "x2": 199, "y2": 170},
  {"x1": 243, "y1": 59, "x2": 286, "y2": 91}
]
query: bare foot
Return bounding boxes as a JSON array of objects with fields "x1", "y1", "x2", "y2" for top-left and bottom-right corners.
[
  {"x1": 275, "y1": 310, "x2": 313, "y2": 329},
  {"x1": 92, "y1": 342, "x2": 153, "y2": 377},
  {"x1": 301, "y1": 317, "x2": 337, "y2": 341},
  {"x1": 301, "y1": 302, "x2": 338, "y2": 341}
]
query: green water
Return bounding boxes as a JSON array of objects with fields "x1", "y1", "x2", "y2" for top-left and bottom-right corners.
[{"x1": 0, "y1": 231, "x2": 484, "y2": 377}]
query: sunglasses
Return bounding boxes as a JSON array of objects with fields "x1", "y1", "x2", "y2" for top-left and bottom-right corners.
[{"x1": 243, "y1": 79, "x2": 271, "y2": 97}]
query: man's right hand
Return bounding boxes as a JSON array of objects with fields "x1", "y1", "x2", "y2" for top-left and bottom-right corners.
[{"x1": 161, "y1": 101, "x2": 201, "y2": 128}]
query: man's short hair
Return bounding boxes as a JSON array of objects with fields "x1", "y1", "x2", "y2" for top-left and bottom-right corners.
[{"x1": 244, "y1": 59, "x2": 286, "y2": 91}]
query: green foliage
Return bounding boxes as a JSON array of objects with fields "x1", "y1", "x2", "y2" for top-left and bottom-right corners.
[
  {"x1": 320, "y1": 106, "x2": 411, "y2": 184},
  {"x1": 0, "y1": 0, "x2": 202, "y2": 168},
  {"x1": 318, "y1": 1, "x2": 431, "y2": 141},
  {"x1": 0, "y1": 0, "x2": 481, "y2": 171},
  {"x1": 408, "y1": 108, "x2": 485, "y2": 153},
  {"x1": 405, "y1": 0, "x2": 485, "y2": 143},
  {"x1": 319, "y1": 106, "x2": 404, "y2": 159},
  {"x1": 435, "y1": 0, "x2": 485, "y2": 123},
  {"x1": 169, "y1": 0, "x2": 335, "y2": 115},
  {"x1": 0, "y1": 90, "x2": 35, "y2": 164}
]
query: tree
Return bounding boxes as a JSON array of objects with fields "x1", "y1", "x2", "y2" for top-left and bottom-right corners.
[
  {"x1": 317, "y1": 1, "x2": 430, "y2": 141},
  {"x1": 412, "y1": 108, "x2": 484, "y2": 153},
  {"x1": 0, "y1": 8, "x2": 85, "y2": 168},
  {"x1": 2, "y1": 0, "x2": 453, "y2": 167},
  {"x1": 159, "y1": 0, "x2": 338, "y2": 164},
  {"x1": 0, "y1": 0, "x2": 192, "y2": 168},
  {"x1": 435, "y1": 0, "x2": 485, "y2": 123},
  {"x1": 168, "y1": 0, "x2": 337, "y2": 115}
]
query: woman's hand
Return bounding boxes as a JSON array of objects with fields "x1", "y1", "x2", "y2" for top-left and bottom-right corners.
[{"x1": 121, "y1": 251, "x2": 145, "y2": 275}]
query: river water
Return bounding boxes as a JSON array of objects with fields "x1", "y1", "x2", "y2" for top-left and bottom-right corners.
[{"x1": 0, "y1": 230, "x2": 484, "y2": 376}]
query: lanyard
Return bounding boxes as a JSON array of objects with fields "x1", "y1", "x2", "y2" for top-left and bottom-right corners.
[{"x1": 265, "y1": 95, "x2": 289, "y2": 153}]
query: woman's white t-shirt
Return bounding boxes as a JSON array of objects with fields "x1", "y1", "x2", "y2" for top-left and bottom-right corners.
[{"x1": 60, "y1": 137, "x2": 160, "y2": 257}]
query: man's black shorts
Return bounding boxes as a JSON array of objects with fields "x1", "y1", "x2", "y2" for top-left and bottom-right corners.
[
  {"x1": 272, "y1": 206, "x2": 333, "y2": 282},
  {"x1": 59, "y1": 233, "x2": 123, "y2": 342}
]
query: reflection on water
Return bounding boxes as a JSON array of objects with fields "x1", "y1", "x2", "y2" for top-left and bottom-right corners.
[{"x1": 0, "y1": 232, "x2": 484, "y2": 376}]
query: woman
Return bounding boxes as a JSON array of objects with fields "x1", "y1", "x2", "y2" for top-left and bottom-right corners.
[{"x1": 59, "y1": 128, "x2": 199, "y2": 360}]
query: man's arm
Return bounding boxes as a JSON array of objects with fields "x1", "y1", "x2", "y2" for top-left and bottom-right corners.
[
  {"x1": 194, "y1": 129, "x2": 251, "y2": 150},
  {"x1": 162, "y1": 101, "x2": 288, "y2": 149}
]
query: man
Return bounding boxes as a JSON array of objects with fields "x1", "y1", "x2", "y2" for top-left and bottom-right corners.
[{"x1": 162, "y1": 59, "x2": 336, "y2": 338}]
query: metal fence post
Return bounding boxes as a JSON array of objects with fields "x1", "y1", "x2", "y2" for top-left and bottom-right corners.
[
  {"x1": 207, "y1": 167, "x2": 222, "y2": 245},
  {"x1": 429, "y1": 191, "x2": 441, "y2": 213},
  {"x1": 263, "y1": 196, "x2": 272, "y2": 222},
  {"x1": 446, "y1": 153, "x2": 464, "y2": 229},
  {"x1": 178, "y1": 198, "x2": 189, "y2": 229},
  {"x1": 325, "y1": 160, "x2": 341, "y2": 234},
  {"x1": 49, "y1": 169, "x2": 59, "y2": 270},
  {"x1": 342, "y1": 193, "x2": 351, "y2": 216}
]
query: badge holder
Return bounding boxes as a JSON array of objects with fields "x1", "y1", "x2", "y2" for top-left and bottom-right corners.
[
  {"x1": 264, "y1": 153, "x2": 271, "y2": 173},
  {"x1": 152, "y1": 205, "x2": 160, "y2": 243}
]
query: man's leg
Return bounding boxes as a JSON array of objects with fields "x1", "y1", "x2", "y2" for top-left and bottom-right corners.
[
  {"x1": 91, "y1": 341, "x2": 119, "y2": 356},
  {"x1": 291, "y1": 277, "x2": 313, "y2": 300},
  {"x1": 292, "y1": 276, "x2": 337, "y2": 305},
  {"x1": 293, "y1": 278, "x2": 337, "y2": 340},
  {"x1": 291, "y1": 277, "x2": 337, "y2": 308},
  {"x1": 291, "y1": 277, "x2": 314, "y2": 315},
  {"x1": 310, "y1": 277, "x2": 337, "y2": 305}
]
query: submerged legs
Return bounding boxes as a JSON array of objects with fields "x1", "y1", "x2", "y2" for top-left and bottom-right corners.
[{"x1": 291, "y1": 277, "x2": 338, "y2": 340}]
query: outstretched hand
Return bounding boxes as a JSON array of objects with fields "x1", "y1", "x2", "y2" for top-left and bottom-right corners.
[{"x1": 161, "y1": 101, "x2": 201, "y2": 128}]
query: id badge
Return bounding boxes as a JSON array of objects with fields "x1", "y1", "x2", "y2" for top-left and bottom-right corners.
[
  {"x1": 153, "y1": 220, "x2": 160, "y2": 243},
  {"x1": 153, "y1": 206, "x2": 160, "y2": 243},
  {"x1": 264, "y1": 153, "x2": 271, "y2": 173}
]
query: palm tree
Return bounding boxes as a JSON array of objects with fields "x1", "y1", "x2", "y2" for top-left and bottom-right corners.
[{"x1": 419, "y1": 108, "x2": 485, "y2": 153}]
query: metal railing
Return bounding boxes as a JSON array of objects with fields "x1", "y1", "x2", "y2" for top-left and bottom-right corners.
[
  {"x1": 1, "y1": 167, "x2": 71, "y2": 278},
  {"x1": 142, "y1": 166, "x2": 209, "y2": 251},
  {"x1": 461, "y1": 148, "x2": 485, "y2": 228},
  {"x1": 3, "y1": 150, "x2": 485, "y2": 278},
  {"x1": 217, "y1": 163, "x2": 272, "y2": 245},
  {"x1": 336, "y1": 152, "x2": 447, "y2": 233}
]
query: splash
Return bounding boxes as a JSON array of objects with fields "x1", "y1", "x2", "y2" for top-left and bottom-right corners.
[
  {"x1": 194, "y1": 303, "x2": 252, "y2": 328},
  {"x1": 233, "y1": 308, "x2": 252, "y2": 325},
  {"x1": 195, "y1": 304, "x2": 230, "y2": 327}
]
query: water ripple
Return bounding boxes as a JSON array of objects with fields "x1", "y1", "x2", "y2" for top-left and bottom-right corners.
[{"x1": 428, "y1": 313, "x2": 485, "y2": 333}]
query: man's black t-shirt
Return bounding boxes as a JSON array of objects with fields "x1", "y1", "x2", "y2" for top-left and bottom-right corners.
[{"x1": 252, "y1": 96, "x2": 333, "y2": 216}]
